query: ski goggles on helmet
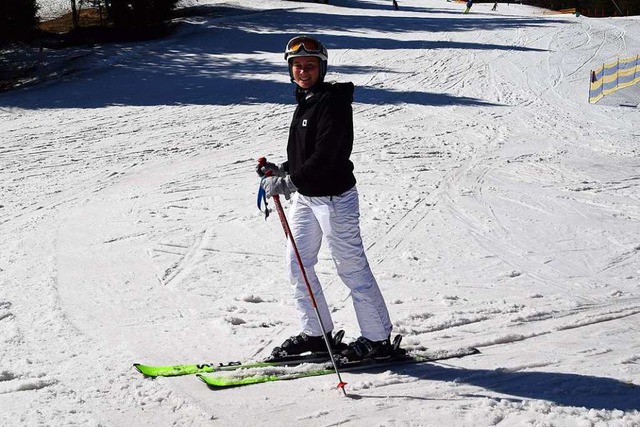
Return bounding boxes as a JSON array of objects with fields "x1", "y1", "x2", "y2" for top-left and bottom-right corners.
[{"x1": 284, "y1": 36, "x2": 327, "y2": 61}]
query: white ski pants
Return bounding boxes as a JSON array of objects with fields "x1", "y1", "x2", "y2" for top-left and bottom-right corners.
[{"x1": 285, "y1": 186, "x2": 392, "y2": 341}]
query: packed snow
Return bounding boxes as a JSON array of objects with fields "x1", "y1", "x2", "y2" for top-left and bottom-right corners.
[
  {"x1": 1, "y1": 0, "x2": 640, "y2": 425},
  {"x1": 36, "y1": 0, "x2": 71, "y2": 20}
]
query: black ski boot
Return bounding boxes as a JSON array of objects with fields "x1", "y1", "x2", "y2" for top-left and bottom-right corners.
[
  {"x1": 270, "y1": 330, "x2": 346, "y2": 359},
  {"x1": 340, "y1": 334, "x2": 405, "y2": 362}
]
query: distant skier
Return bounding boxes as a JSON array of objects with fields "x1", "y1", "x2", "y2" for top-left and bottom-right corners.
[
  {"x1": 393, "y1": 0, "x2": 399, "y2": 10},
  {"x1": 258, "y1": 36, "x2": 395, "y2": 362},
  {"x1": 464, "y1": 0, "x2": 473, "y2": 13},
  {"x1": 492, "y1": 2, "x2": 497, "y2": 11}
]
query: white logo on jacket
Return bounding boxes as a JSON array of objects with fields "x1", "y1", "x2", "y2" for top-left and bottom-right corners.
[{"x1": 302, "y1": 119, "x2": 308, "y2": 127}]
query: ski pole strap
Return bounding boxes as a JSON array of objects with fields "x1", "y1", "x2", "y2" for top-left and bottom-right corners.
[{"x1": 257, "y1": 177, "x2": 270, "y2": 220}]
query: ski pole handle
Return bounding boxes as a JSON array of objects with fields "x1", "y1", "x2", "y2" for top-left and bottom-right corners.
[{"x1": 257, "y1": 156, "x2": 273, "y2": 177}]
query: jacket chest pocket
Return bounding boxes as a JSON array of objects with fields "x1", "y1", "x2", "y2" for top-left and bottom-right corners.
[
  {"x1": 292, "y1": 112, "x2": 316, "y2": 144},
  {"x1": 292, "y1": 112, "x2": 314, "y2": 130}
]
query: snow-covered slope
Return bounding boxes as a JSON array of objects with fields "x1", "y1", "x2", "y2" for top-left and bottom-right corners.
[{"x1": 1, "y1": 0, "x2": 639, "y2": 425}]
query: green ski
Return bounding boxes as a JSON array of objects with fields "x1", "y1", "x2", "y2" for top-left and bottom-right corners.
[
  {"x1": 134, "y1": 330, "x2": 347, "y2": 377},
  {"x1": 133, "y1": 353, "x2": 332, "y2": 377},
  {"x1": 197, "y1": 367, "x2": 336, "y2": 387},
  {"x1": 197, "y1": 347, "x2": 480, "y2": 389}
]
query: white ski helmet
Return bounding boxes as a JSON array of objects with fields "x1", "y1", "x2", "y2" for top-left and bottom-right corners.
[{"x1": 284, "y1": 35, "x2": 328, "y2": 83}]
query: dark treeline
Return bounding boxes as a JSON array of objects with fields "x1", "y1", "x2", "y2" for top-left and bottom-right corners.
[
  {"x1": 522, "y1": 0, "x2": 639, "y2": 16},
  {"x1": 1, "y1": 0, "x2": 179, "y2": 42},
  {"x1": 0, "y1": 0, "x2": 39, "y2": 40}
]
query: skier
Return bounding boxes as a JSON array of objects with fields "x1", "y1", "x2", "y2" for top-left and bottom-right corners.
[
  {"x1": 257, "y1": 35, "x2": 394, "y2": 362},
  {"x1": 492, "y1": 2, "x2": 497, "y2": 11},
  {"x1": 464, "y1": 0, "x2": 473, "y2": 13}
]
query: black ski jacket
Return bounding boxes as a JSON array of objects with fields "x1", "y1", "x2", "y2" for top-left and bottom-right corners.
[{"x1": 283, "y1": 82, "x2": 357, "y2": 197}]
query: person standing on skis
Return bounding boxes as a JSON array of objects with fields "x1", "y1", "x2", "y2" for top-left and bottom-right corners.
[{"x1": 257, "y1": 35, "x2": 394, "y2": 362}]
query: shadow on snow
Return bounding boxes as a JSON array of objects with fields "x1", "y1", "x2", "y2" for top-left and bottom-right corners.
[
  {"x1": 378, "y1": 362, "x2": 640, "y2": 411},
  {"x1": 0, "y1": 5, "x2": 561, "y2": 109}
]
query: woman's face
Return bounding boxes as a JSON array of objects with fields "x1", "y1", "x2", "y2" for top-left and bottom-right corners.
[{"x1": 291, "y1": 56, "x2": 321, "y2": 89}]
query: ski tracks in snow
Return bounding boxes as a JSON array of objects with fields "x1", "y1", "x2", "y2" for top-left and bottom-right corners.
[
  {"x1": 2, "y1": 1, "x2": 640, "y2": 425},
  {"x1": 332, "y1": 7, "x2": 640, "y2": 385}
]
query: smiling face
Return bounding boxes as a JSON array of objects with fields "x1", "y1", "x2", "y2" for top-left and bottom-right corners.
[{"x1": 290, "y1": 56, "x2": 321, "y2": 89}]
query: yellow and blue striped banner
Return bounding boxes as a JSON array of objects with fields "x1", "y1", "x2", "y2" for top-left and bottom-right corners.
[{"x1": 589, "y1": 55, "x2": 640, "y2": 103}]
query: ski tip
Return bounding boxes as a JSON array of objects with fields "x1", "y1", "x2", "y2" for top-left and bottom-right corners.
[
  {"x1": 133, "y1": 363, "x2": 155, "y2": 377},
  {"x1": 196, "y1": 374, "x2": 216, "y2": 389},
  {"x1": 196, "y1": 374, "x2": 219, "y2": 388}
]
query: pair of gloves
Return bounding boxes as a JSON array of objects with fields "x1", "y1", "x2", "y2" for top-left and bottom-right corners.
[{"x1": 257, "y1": 161, "x2": 297, "y2": 199}]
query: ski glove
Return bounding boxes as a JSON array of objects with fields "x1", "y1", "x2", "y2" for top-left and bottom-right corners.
[
  {"x1": 256, "y1": 161, "x2": 285, "y2": 178},
  {"x1": 261, "y1": 176, "x2": 297, "y2": 200}
]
